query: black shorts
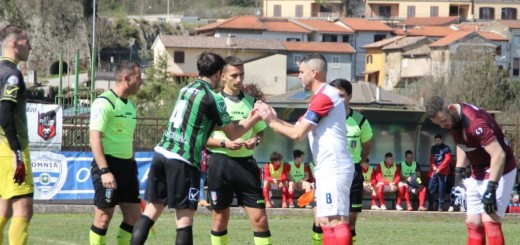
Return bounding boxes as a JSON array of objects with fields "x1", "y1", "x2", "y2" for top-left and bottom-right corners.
[
  {"x1": 91, "y1": 155, "x2": 140, "y2": 208},
  {"x1": 207, "y1": 153, "x2": 265, "y2": 210},
  {"x1": 349, "y1": 164, "x2": 363, "y2": 213},
  {"x1": 144, "y1": 152, "x2": 200, "y2": 210}
]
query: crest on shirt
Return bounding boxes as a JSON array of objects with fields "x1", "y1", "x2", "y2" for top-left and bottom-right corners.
[
  {"x1": 37, "y1": 110, "x2": 57, "y2": 140},
  {"x1": 7, "y1": 75, "x2": 19, "y2": 85}
]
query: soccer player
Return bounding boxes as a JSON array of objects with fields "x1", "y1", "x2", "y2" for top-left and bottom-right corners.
[
  {"x1": 398, "y1": 150, "x2": 427, "y2": 211},
  {"x1": 428, "y1": 134, "x2": 452, "y2": 211},
  {"x1": 360, "y1": 159, "x2": 378, "y2": 210},
  {"x1": 263, "y1": 151, "x2": 290, "y2": 208},
  {"x1": 426, "y1": 96, "x2": 517, "y2": 245},
  {"x1": 205, "y1": 56, "x2": 271, "y2": 245},
  {"x1": 89, "y1": 61, "x2": 143, "y2": 245},
  {"x1": 374, "y1": 152, "x2": 401, "y2": 210},
  {"x1": 255, "y1": 53, "x2": 354, "y2": 245},
  {"x1": 130, "y1": 51, "x2": 261, "y2": 245},
  {"x1": 287, "y1": 149, "x2": 313, "y2": 208},
  {"x1": 330, "y1": 78, "x2": 373, "y2": 244},
  {"x1": 0, "y1": 24, "x2": 33, "y2": 245}
]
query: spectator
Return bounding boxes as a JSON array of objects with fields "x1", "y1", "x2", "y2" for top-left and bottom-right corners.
[
  {"x1": 398, "y1": 150, "x2": 427, "y2": 211},
  {"x1": 198, "y1": 149, "x2": 209, "y2": 207},
  {"x1": 428, "y1": 134, "x2": 452, "y2": 211},
  {"x1": 375, "y1": 152, "x2": 401, "y2": 210},
  {"x1": 263, "y1": 151, "x2": 290, "y2": 208},
  {"x1": 360, "y1": 159, "x2": 378, "y2": 210},
  {"x1": 308, "y1": 161, "x2": 315, "y2": 185},
  {"x1": 288, "y1": 149, "x2": 313, "y2": 208}
]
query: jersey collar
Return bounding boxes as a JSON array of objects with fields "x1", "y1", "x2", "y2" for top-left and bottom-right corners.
[{"x1": 0, "y1": 57, "x2": 17, "y2": 66}]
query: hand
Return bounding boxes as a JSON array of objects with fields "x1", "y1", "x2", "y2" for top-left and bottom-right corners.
[
  {"x1": 243, "y1": 137, "x2": 257, "y2": 150},
  {"x1": 228, "y1": 139, "x2": 244, "y2": 150},
  {"x1": 454, "y1": 167, "x2": 466, "y2": 190},
  {"x1": 512, "y1": 184, "x2": 519, "y2": 203},
  {"x1": 482, "y1": 181, "x2": 498, "y2": 214},
  {"x1": 101, "y1": 172, "x2": 118, "y2": 189},
  {"x1": 13, "y1": 150, "x2": 26, "y2": 185}
]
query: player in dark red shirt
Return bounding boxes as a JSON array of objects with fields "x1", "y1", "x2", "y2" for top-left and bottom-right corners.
[{"x1": 426, "y1": 96, "x2": 516, "y2": 245}]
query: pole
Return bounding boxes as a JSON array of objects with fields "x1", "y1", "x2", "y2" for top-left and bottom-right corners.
[
  {"x1": 90, "y1": 0, "x2": 97, "y2": 105},
  {"x1": 57, "y1": 48, "x2": 63, "y2": 105},
  {"x1": 74, "y1": 50, "x2": 80, "y2": 115}
]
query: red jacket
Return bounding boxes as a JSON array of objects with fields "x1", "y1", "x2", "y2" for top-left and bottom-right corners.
[
  {"x1": 375, "y1": 163, "x2": 401, "y2": 185},
  {"x1": 263, "y1": 162, "x2": 290, "y2": 182}
]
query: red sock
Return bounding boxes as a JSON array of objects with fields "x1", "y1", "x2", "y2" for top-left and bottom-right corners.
[
  {"x1": 288, "y1": 191, "x2": 294, "y2": 204},
  {"x1": 263, "y1": 187, "x2": 270, "y2": 204},
  {"x1": 282, "y1": 187, "x2": 288, "y2": 205},
  {"x1": 466, "y1": 223, "x2": 485, "y2": 245},
  {"x1": 377, "y1": 185, "x2": 385, "y2": 205},
  {"x1": 333, "y1": 223, "x2": 352, "y2": 245},
  {"x1": 397, "y1": 186, "x2": 405, "y2": 205},
  {"x1": 419, "y1": 187, "x2": 426, "y2": 207},
  {"x1": 404, "y1": 188, "x2": 411, "y2": 204},
  {"x1": 322, "y1": 226, "x2": 336, "y2": 245},
  {"x1": 371, "y1": 194, "x2": 377, "y2": 206},
  {"x1": 483, "y1": 222, "x2": 504, "y2": 245}
]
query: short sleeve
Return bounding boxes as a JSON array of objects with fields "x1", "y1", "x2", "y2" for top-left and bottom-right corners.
[
  {"x1": 89, "y1": 98, "x2": 113, "y2": 132},
  {"x1": 302, "y1": 93, "x2": 333, "y2": 125},
  {"x1": 208, "y1": 93, "x2": 231, "y2": 127},
  {"x1": 359, "y1": 119, "x2": 373, "y2": 143},
  {"x1": 471, "y1": 119, "x2": 496, "y2": 146},
  {"x1": 0, "y1": 73, "x2": 23, "y2": 103}
]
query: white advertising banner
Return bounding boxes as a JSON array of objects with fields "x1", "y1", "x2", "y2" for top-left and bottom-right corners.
[{"x1": 26, "y1": 103, "x2": 62, "y2": 151}]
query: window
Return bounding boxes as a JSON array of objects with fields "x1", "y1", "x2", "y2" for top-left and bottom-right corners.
[
  {"x1": 513, "y1": 58, "x2": 520, "y2": 77},
  {"x1": 430, "y1": 6, "x2": 439, "y2": 17},
  {"x1": 379, "y1": 6, "x2": 391, "y2": 18},
  {"x1": 342, "y1": 35, "x2": 350, "y2": 43},
  {"x1": 173, "y1": 51, "x2": 185, "y2": 63},
  {"x1": 496, "y1": 46, "x2": 502, "y2": 56},
  {"x1": 366, "y1": 55, "x2": 373, "y2": 64},
  {"x1": 374, "y1": 34, "x2": 386, "y2": 42},
  {"x1": 407, "y1": 6, "x2": 416, "y2": 18},
  {"x1": 480, "y1": 7, "x2": 495, "y2": 20},
  {"x1": 287, "y1": 38, "x2": 301, "y2": 41},
  {"x1": 294, "y1": 55, "x2": 302, "y2": 67},
  {"x1": 332, "y1": 56, "x2": 340, "y2": 68},
  {"x1": 502, "y1": 8, "x2": 517, "y2": 20},
  {"x1": 322, "y1": 34, "x2": 338, "y2": 42},
  {"x1": 449, "y1": 6, "x2": 461, "y2": 17},
  {"x1": 295, "y1": 5, "x2": 303, "y2": 17},
  {"x1": 274, "y1": 5, "x2": 281, "y2": 17}
]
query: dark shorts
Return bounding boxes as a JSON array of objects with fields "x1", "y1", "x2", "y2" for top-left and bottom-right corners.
[
  {"x1": 144, "y1": 152, "x2": 200, "y2": 210},
  {"x1": 91, "y1": 155, "x2": 140, "y2": 208},
  {"x1": 207, "y1": 153, "x2": 265, "y2": 210},
  {"x1": 349, "y1": 164, "x2": 363, "y2": 213}
]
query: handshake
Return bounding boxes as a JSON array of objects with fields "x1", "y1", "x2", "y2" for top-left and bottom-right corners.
[{"x1": 254, "y1": 101, "x2": 277, "y2": 123}]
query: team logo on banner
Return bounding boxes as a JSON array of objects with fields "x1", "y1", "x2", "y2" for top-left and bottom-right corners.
[
  {"x1": 31, "y1": 152, "x2": 68, "y2": 200},
  {"x1": 37, "y1": 110, "x2": 57, "y2": 140}
]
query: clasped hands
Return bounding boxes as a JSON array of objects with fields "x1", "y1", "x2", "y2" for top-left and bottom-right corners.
[{"x1": 254, "y1": 101, "x2": 277, "y2": 123}]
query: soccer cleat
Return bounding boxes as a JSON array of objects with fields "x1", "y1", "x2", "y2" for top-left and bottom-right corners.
[
  {"x1": 380, "y1": 205, "x2": 387, "y2": 210},
  {"x1": 289, "y1": 203, "x2": 295, "y2": 208},
  {"x1": 448, "y1": 206, "x2": 454, "y2": 212},
  {"x1": 460, "y1": 206, "x2": 466, "y2": 212},
  {"x1": 265, "y1": 201, "x2": 273, "y2": 208},
  {"x1": 407, "y1": 206, "x2": 413, "y2": 211},
  {"x1": 418, "y1": 206, "x2": 428, "y2": 211},
  {"x1": 396, "y1": 205, "x2": 403, "y2": 211},
  {"x1": 282, "y1": 203, "x2": 288, "y2": 208},
  {"x1": 371, "y1": 205, "x2": 380, "y2": 210}
]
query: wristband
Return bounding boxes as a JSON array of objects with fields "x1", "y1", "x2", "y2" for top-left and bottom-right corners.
[
  {"x1": 220, "y1": 140, "x2": 226, "y2": 148},
  {"x1": 255, "y1": 136, "x2": 261, "y2": 146},
  {"x1": 100, "y1": 167, "x2": 111, "y2": 175}
]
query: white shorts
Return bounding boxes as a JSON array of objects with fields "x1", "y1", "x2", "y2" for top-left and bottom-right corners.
[
  {"x1": 315, "y1": 171, "x2": 353, "y2": 218},
  {"x1": 465, "y1": 169, "x2": 516, "y2": 217}
]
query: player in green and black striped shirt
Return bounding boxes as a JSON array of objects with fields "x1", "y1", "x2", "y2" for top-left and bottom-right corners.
[{"x1": 131, "y1": 51, "x2": 262, "y2": 245}]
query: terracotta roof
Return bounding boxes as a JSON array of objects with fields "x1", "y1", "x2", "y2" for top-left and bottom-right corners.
[
  {"x1": 497, "y1": 20, "x2": 520, "y2": 29},
  {"x1": 263, "y1": 21, "x2": 310, "y2": 33},
  {"x1": 292, "y1": 19, "x2": 354, "y2": 33},
  {"x1": 340, "y1": 18, "x2": 393, "y2": 32},
  {"x1": 477, "y1": 31, "x2": 508, "y2": 41},
  {"x1": 399, "y1": 17, "x2": 460, "y2": 27},
  {"x1": 362, "y1": 36, "x2": 405, "y2": 49},
  {"x1": 393, "y1": 26, "x2": 457, "y2": 37},
  {"x1": 457, "y1": 22, "x2": 488, "y2": 32},
  {"x1": 157, "y1": 35, "x2": 285, "y2": 51},
  {"x1": 282, "y1": 41, "x2": 355, "y2": 53},
  {"x1": 382, "y1": 36, "x2": 429, "y2": 50},
  {"x1": 429, "y1": 31, "x2": 472, "y2": 47}
]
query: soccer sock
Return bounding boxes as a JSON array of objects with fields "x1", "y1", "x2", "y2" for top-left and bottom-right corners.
[
  {"x1": 253, "y1": 230, "x2": 272, "y2": 245},
  {"x1": 176, "y1": 226, "x2": 193, "y2": 245},
  {"x1": 263, "y1": 186, "x2": 271, "y2": 205},
  {"x1": 466, "y1": 223, "x2": 485, "y2": 245},
  {"x1": 89, "y1": 224, "x2": 108, "y2": 245},
  {"x1": 282, "y1": 187, "x2": 288, "y2": 206},
  {"x1": 211, "y1": 229, "x2": 228, "y2": 245},
  {"x1": 377, "y1": 185, "x2": 385, "y2": 206},
  {"x1": 333, "y1": 223, "x2": 352, "y2": 245},
  {"x1": 0, "y1": 216, "x2": 7, "y2": 242},
  {"x1": 404, "y1": 188, "x2": 411, "y2": 205},
  {"x1": 351, "y1": 228, "x2": 357, "y2": 244},
  {"x1": 321, "y1": 225, "x2": 335, "y2": 245},
  {"x1": 419, "y1": 188, "x2": 427, "y2": 207},
  {"x1": 288, "y1": 191, "x2": 294, "y2": 204},
  {"x1": 116, "y1": 222, "x2": 134, "y2": 245},
  {"x1": 130, "y1": 215, "x2": 155, "y2": 245},
  {"x1": 9, "y1": 216, "x2": 29, "y2": 245},
  {"x1": 397, "y1": 186, "x2": 405, "y2": 205},
  {"x1": 483, "y1": 221, "x2": 505, "y2": 245},
  {"x1": 371, "y1": 193, "x2": 377, "y2": 206},
  {"x1": 312, "y1": 223, "x2": 323, "y2": 245}
]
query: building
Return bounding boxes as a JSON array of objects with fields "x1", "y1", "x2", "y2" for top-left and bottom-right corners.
[
  {"x1": 481, "y1": 20, "x2": 520, "y2": 79},
  {"x1": 263, "y1": 0, "x2": 342, "y2": 18}
]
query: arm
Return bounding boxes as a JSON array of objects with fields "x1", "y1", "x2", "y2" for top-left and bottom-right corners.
[
  {"x1": 280, "y1": 163, "x2": 290, "y2": 182},
  {"x1": 263, "y1": 163, "x2": 273, "y2": 182},
  {"x1": 206, "y1": 137, "x2": 243, "y2": 150},
  {"x1": 0, "y1": 101, "x2": 21, "y2": 150},
  {"x1": 436, "y1": 152, "x2": 452, "y2": 174},
  {"x1": 90, "y1": 130, "x2": 117, "y2": 189},
  {"x1": 360, "y1": 140, "x2": 372, "y2": 165},
  {"x1": 302, "y1": 165, "x2": 310, "y2": 182},
  {"x1": 483, "y1": 139, "x2": 506, "y2": 183},
  {"x1": 359, "y1": 120, "x2": 373, "y2": 164},
  {"x1": 244, "y1": 131, "x2": 264, "y2": 150},
  {"x1": 393, "y1": 166, "x2": 401, "y2": 185},
  {"x1": 221, "y1": 112, "x2": 261, "y2": 140}
]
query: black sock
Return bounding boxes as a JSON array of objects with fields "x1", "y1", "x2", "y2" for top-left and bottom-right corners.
[
  {"x1": 312, "y1": 223, "x2": 323, "y2": 234},
  {"x1": 176, "y1": 226, "x2": 193, "y2": 245},
  {"x1": 351, "y1": 229, "x2": 357, "y2": 237},
  {"x1": 211, "y1": 229, "x2": 228, "y2": 236},
  {"x1": 120, "y1": 222, "x2": 134, "y2": 233},
  {"x1": 130, "y1": 215, "x2": 155, "y2": 245},
  {"x1": 90, "y1": 224, "x2": 108, "y2": 236},
  {"x1": 253, "y1": 230, "x2": 271, "y2": 237}
]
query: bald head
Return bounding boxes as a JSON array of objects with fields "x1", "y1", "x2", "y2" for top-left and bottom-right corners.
[
  {"x1": 300, "y1": 53, "x2": 327, "y2": 80},
  {"x1": 0, "y1": 25, "x2": 25, "y2": 48}
]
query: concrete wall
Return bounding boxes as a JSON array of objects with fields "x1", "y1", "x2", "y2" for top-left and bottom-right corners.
[{"x1": 244, "y1": 54, "x2": 288, "y2": 95}]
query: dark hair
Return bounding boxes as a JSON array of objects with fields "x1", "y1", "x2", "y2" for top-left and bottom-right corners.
[
  {"x1": 300, "y1": 53, "x2": 327, "y2": 71},
  {"x1": 197, "y1": 51, "x2": 226, "y2": 77},
  {"x1": 330, "y1": 78, "x2": 352, "y2": 95},
  {"x1": 434, "y1": 134, "x2": 442, "y2": 140},
  {"x1": 293, "y1": 149, "x2": 305, "y2": 158},
  {"x1": 426, "y1": 96, "x2": 446, "y2": 118},
  {"x1": 384, "y1": 152, "x2": 393, "y2": 158},
  {"x1": 114, "y1": 61, "x2": 140, "y2": 82},
  {"x1": 224, "y1": 56, "x2": 244, "y2": 68},
  {"x1": 405, "y1": 150, "x2": 413, "y2": 156},
  {"x1": 270, "y1": 151, "x2": 283, "y2": 162},
  {"x1": 0, "y1": 25, "x2": 25, "y2": 43}
]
